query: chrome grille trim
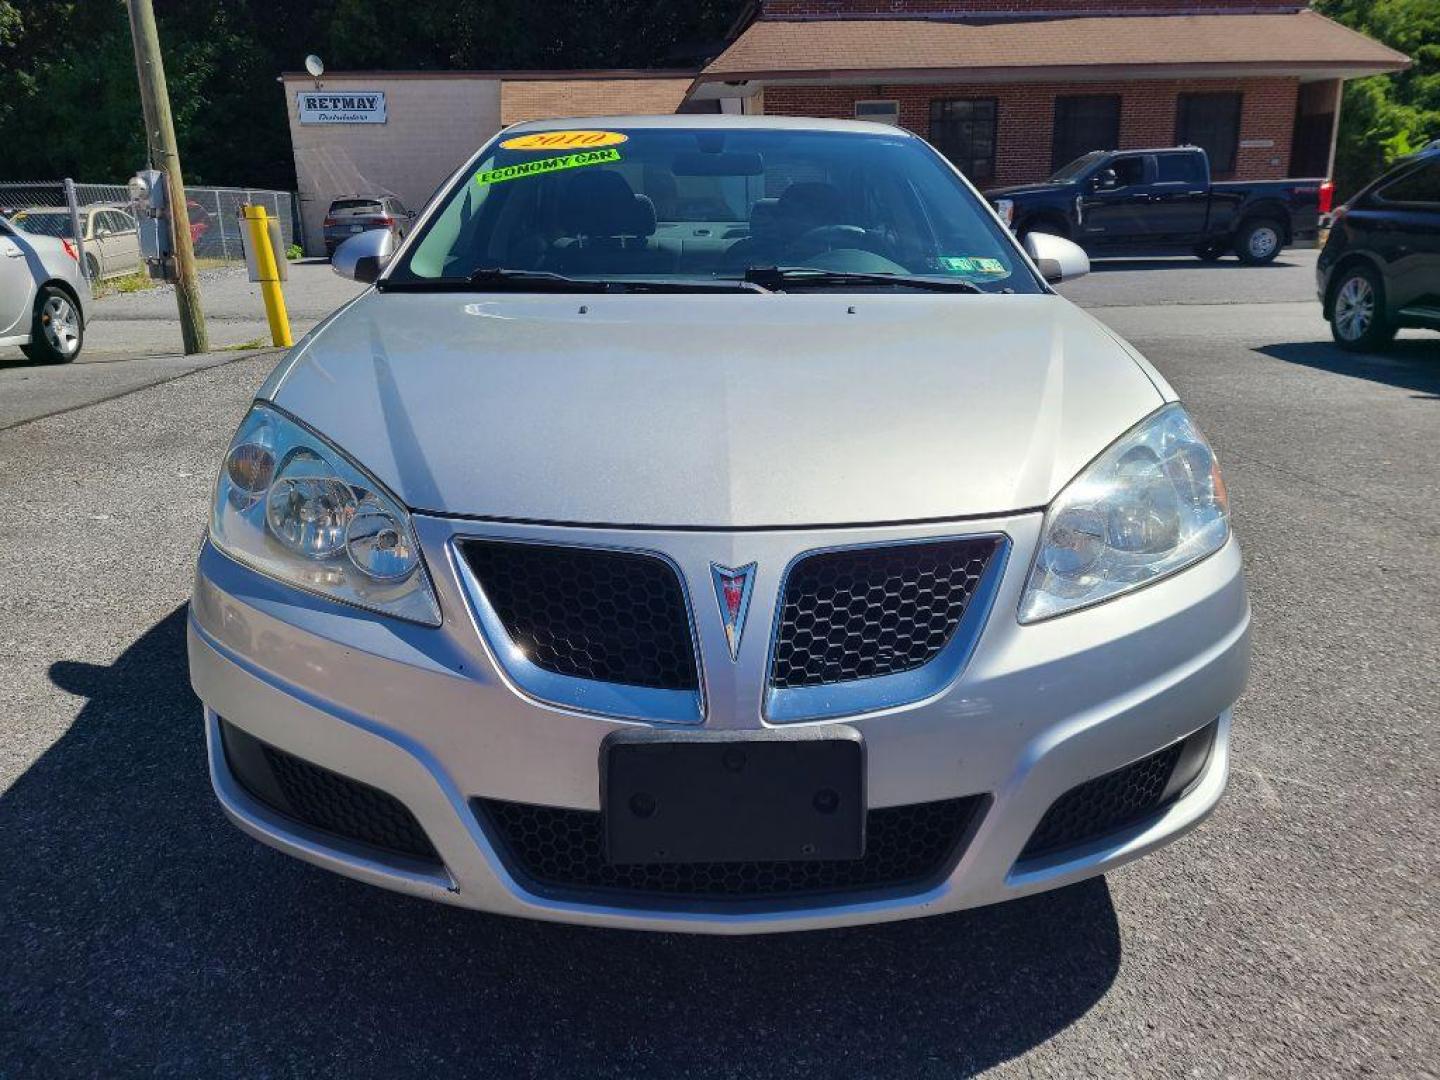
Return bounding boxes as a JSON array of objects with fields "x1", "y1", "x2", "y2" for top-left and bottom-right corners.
[
  {"x1": 763, "y1": 534, "x2": 1010, "y2": 723},
  {"x1": 448, "y1": 537, "x2": 706, "y2": 725}
]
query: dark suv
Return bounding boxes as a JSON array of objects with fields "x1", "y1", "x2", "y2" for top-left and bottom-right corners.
[
  {"x1": 322, "y1": 195, "x2": 414, "y2": 259},
  {"x1": 1319, "y1": 144, "x2": 1440, "y2": 350}
]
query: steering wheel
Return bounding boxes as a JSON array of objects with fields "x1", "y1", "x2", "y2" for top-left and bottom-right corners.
[{"x1": 788, "y1": 224, "x2": 873, "y2": 256}]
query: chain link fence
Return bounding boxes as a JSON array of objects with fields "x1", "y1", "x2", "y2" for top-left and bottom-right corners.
[{"x1": 0, "y1": 179, "x2": 298, "y2": 283}]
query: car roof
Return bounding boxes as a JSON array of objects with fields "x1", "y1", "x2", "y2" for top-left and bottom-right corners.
[{"x1": 500, "y1": 114, "x2": 917, "y2": 138}]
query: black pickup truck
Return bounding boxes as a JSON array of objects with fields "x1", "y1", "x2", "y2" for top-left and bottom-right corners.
[{"x1": 985, "y1": 146, "x2": 1332, "y2": 265}]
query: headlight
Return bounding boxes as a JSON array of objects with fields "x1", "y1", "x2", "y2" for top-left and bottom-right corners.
[
  {"x1": 1019, "y1": 404, "x2": 1229, "y2": 623},
  {"x1": 210, "y1": 402, "x2": 441, "y2": 625},
  {"x1": 994, "y1": 198, "x2": 1015, "y2": 227}
]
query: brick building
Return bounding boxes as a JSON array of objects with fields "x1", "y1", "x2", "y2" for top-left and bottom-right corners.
[
  {"x1": 688, "y1": 0, "x2": 1409, "y2": 184},
  {"x1": 281, "y1": 3, "x2": 1406, "y2": 251}
]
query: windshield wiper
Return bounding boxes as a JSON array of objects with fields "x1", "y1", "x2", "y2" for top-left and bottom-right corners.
[
  {"x1": 741, "y1": 266, "x2": 982, "y2": 293},
  {"x1": 379, "y1": 267, "x2": 770, "y2": 294}
]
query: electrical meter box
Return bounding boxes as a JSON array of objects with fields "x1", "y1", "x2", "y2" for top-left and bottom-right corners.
[{"x1": 130, "y1": 168, "x2": 176, "y2": 282}]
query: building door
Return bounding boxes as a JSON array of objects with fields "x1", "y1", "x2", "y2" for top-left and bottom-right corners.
[
  {"x1": 1290, "y1": 80, "x2": 1338, "y2": 178},
  {"x1": 929, "y1": 99, "x2": 997, "y2": 184}
]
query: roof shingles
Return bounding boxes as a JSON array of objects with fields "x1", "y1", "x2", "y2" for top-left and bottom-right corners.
[{"x1": 701, "y1": 11, "x2": 1410, "y2": 80}]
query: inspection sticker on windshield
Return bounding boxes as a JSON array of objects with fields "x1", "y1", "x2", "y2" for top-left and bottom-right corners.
[
  {"x1": 500, "y1": 130, "x2": 628, "y2": 151},
  {"x1": 476, "y1": 148, "x2": 621, "y2": 186},
  {"x1": 940, "y1": 256, "x2": 1007, "y2": 275}
]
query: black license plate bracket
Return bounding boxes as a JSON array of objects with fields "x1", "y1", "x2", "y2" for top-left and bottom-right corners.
[{"x1": 602, "y1": 729, "x2": 864, "y2": 866}]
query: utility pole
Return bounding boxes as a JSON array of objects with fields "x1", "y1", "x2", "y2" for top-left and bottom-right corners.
[{"x1": 126, "y1": 0, "x2": 207, "y2": 353}]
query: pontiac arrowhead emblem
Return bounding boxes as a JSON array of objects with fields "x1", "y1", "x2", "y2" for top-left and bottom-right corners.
[{"x1": 710, "y1": 563, "x2": 757, "y2": 662}]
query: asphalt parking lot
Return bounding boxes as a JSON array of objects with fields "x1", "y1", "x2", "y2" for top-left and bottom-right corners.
[{"x1": 1, "y1": 252, "x2": 1436, "y2": 1077}]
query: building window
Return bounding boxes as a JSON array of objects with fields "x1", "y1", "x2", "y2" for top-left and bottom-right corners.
[
  {"x1": 855, "y1": 100, "x2": 900, "y2": 126},
  {"x1": 930, "y1": 99, "x2": 997, "y2": 183},
  {"x1": 1177, "y1": 92, "x2": 1243, "y2": 176},
  {"x1": 1052, "y1": 95, "x2": 1121, "y2": 172}
]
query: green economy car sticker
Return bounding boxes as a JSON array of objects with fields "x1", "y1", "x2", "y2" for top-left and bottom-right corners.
[
  {"x1": 476, "y1": 147, "x2": 621, "y2": 186},
  {"x1": 939, "y1": 255, "x2": 1008, "y2": 275}
]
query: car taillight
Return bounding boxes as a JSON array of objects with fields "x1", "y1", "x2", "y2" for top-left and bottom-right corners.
[
  {"x1": 322, "y1": 216, "x2": 337, "y2": 227},
  {"x1": 1318, "y1": 180, "x2": 1334, "y2": 215},
  {"x1": 366, "y1": 216, "x2": 395, "y2": 227},
  {"x1": 60, "y1": 239, "x2": 78, "y2": 262}
]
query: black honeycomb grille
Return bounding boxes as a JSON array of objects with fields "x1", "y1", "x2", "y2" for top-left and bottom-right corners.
[
  {"x1": 475, "y1": 796, "x2": 985, "y2": 904},
  {"x1": 771, "y1": 538, "x2": 1000, "y2": 690},
  {"x1": 220, "y1": 720, "x2": 438, "y2": 862},
  {"x1": 461, "y1": 541, "x2": 698, "y2": 692},
  {"x1": 262, "y1": 747, "x2": 438, "y2": 860},
  {"x1": 1021, "y1": 741, "x2": 1184, "y2": 859}
]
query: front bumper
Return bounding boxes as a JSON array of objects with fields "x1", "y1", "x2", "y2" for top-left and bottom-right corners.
[{"x1": 189, "y1": 511, "x2": 1249, "y2": 933}]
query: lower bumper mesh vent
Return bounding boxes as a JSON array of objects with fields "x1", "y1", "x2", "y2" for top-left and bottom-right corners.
[
  {"x1": 220, "y1": 719, "x2": 439, "y2": 863},
  {"x1": 475, "y1": 795, "x2": 987, "y2": 905},
  {"x1": 1021, "y1": 720, "x2": 1218, "y2": 860}
]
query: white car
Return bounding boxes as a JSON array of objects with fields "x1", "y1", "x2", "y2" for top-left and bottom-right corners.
[
  {"x1": 189, "y1": 116, "x2": 1249, "y2": 933},
  {"x1": 0, "y1": 216, "x2": 89, "y2": 363},
  {"x1": 12, "y1": 204, "x2": 143, "y2": 283}
]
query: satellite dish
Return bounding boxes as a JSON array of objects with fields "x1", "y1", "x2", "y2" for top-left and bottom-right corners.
[{"x1": 304, "y1": 54, "x2": 324, "y2": 78}]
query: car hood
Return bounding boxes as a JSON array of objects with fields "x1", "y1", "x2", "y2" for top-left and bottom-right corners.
[
  {"x1": 265, "y1": 291, "x2": 1164, "y2": 528},
  {"x1": 985, "y1": 182, "x2": 1076, "y2": 201}
]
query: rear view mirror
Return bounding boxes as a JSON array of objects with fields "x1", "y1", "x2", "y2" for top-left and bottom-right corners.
[
  {"x1": 672, "y1": 151, "x2": 765, "y2": 177},
  {"x1": 1091, "y1": 169, "x2": 1119, "y2": 191},
  {"x1": 1024, "y1": 231, "x2": 1089, "y2": 284},
  {"x1": 332, "y1": 227, "x2": 395, "y2": 283}
]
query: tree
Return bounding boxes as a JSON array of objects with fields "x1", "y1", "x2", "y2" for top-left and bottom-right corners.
[
  {"x1": 1316, "y1": 0, "x2": 1439, "y2": 198},
  {"x1": 0, "y1": 0, "x2": 743, "y2": 189}
]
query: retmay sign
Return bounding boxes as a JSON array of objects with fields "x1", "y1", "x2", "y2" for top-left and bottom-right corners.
[{"x1": 297, "y1": 91, "x2": 386, "y2": 125}]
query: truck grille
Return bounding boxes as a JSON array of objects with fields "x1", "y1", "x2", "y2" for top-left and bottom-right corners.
[
  {"x1": 475, "y1": 795, "x2": 986, "y2": 905},
  {"x1": 459, "y1": 540, "x2": 699, "y2": 692},
  {"x1": 770, "y1": 538, "x2": 1001, "y2": 689}
]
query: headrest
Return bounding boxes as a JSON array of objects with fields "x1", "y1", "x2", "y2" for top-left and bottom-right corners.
[
  {"x1": 749, "y1": 198, "x2": 780, "y2": 233},
  {"x1": 776, "y1": 181, "x2": 845, "y2": 226},
  {"x1": 557, "y1": 170, "x2": 655, "y2": 238}
]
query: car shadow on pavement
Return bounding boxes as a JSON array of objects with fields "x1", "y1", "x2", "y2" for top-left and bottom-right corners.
[
  {"x1": 1256, "y1": 341, "x2": 1440, "y2": 399},
  {"x1": 3, "y1": 606, "x2": 1121, "y2": 1078},
  {"x1": 1089, "y1": 257, "x2": 1300, "y2": 272}
]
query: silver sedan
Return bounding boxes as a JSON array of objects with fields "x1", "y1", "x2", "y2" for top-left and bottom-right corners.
[
  {"x1": 189, "y1": 116, "x2": 1249, "y2": 933},
  {"x1": 0, "y1": 215, "x2": 89, "y2": 363}
]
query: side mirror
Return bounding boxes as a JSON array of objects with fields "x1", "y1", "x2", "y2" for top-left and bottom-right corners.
[
  {"x1": 332, "y1": 227, "x2": 395, "y2": 283},
  {"x1": 1091, "y1": 169, "x2": 1119, "y2": 191},
  {"x1": 1024, "y1": 231, "x2": 1089, "y2": 284}
]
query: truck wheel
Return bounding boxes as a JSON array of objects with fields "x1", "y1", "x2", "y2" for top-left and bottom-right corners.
[
  {"x1": 1329, "y1": 265, "x2": 1396, "y2": 352},
  {"x1": 20, "y1": 285, "x2": 84, "y2": 364},
  {"x1": 1193, "y1": 242, "x2": 1227, "y2": 262},
  {"x1": 1235, "y1": 219, "x2": 1282, "y2": 265}
]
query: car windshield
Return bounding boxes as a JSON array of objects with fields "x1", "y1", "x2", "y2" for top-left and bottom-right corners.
[
  {"x1": 1048, "y1": 152, "x2": 1108, "y2": 183},
  {"x1": 389, "y1": 126, "x2": 1042, "y2": 293},
  {"x1": 12, "y1": 211, "x2": 74, "y2": 238}
]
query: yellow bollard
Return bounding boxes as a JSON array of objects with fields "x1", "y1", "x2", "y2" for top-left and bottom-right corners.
[{"x1": 241, "y1": 204, "x2": 293, "y2": 348}]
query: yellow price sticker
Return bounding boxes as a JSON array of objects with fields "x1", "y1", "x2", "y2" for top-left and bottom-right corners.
[{"x1": 500, "y1": 130, "x2": 628, "y2": 151}]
